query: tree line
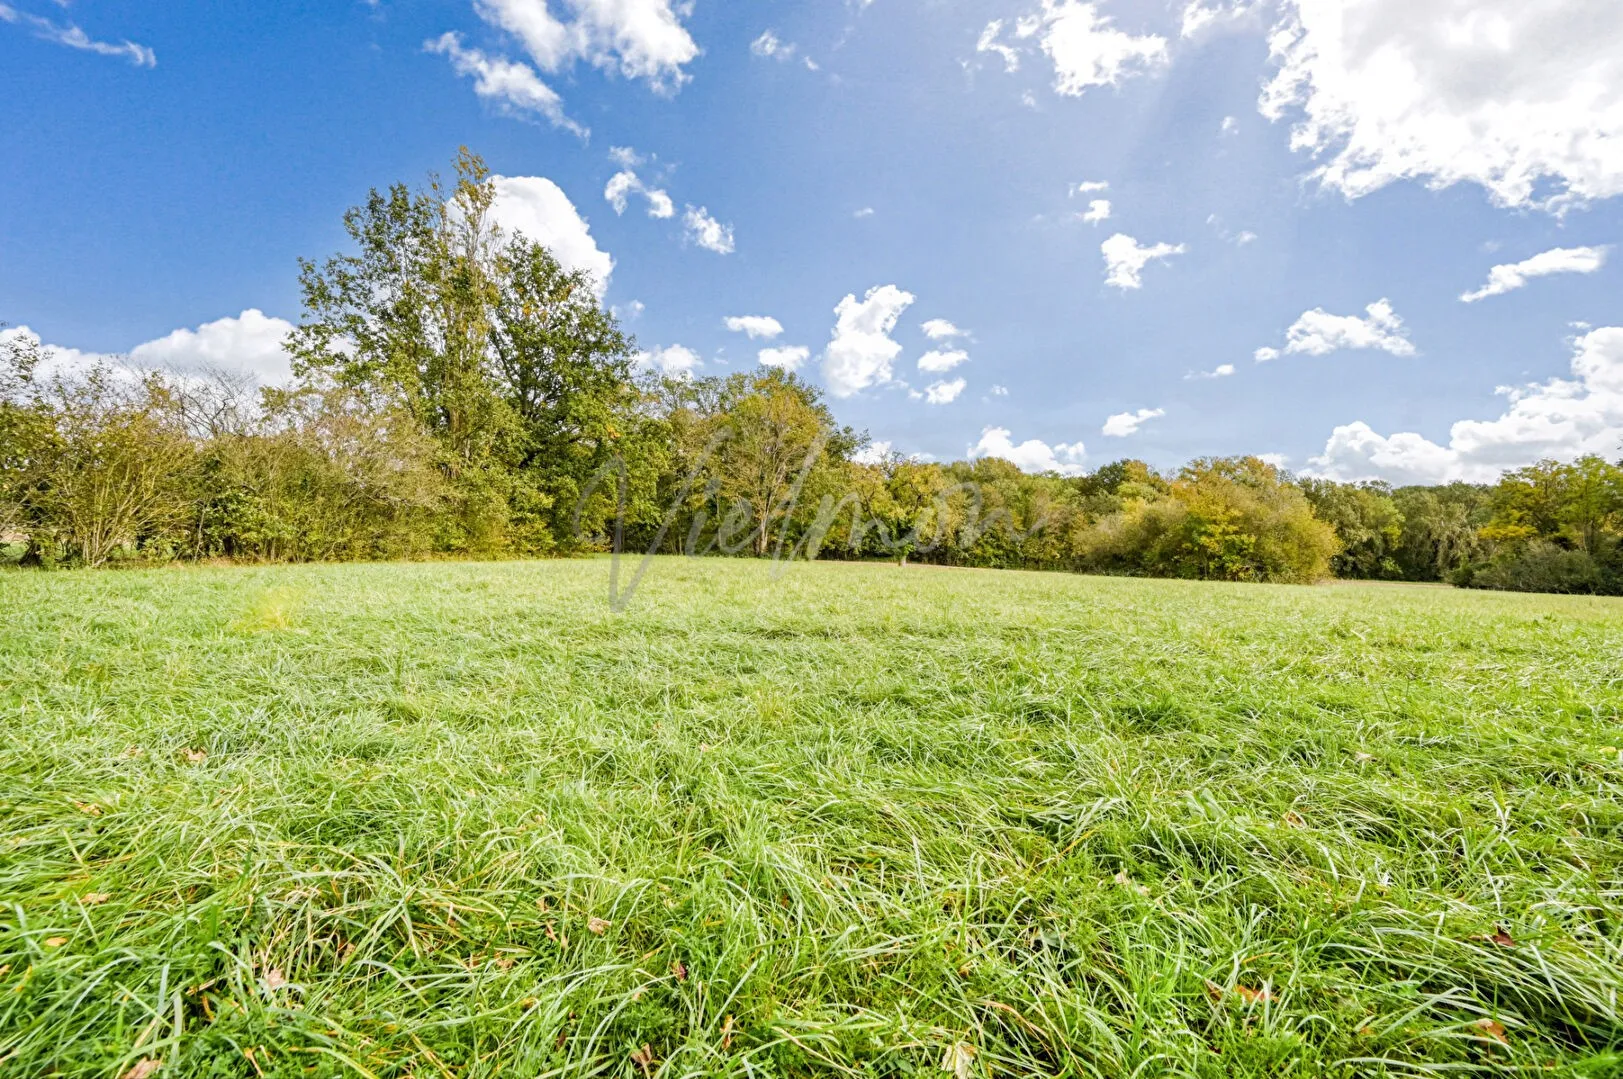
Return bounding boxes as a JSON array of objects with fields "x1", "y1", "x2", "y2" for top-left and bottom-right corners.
[{"x1": 4, "y1": 153, "x2": 1621, "y2": 594}]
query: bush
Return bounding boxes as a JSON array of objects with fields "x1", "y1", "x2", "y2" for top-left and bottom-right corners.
[{"x1": 1456, "y1": 541, "x2": 1611, "y2": 595}]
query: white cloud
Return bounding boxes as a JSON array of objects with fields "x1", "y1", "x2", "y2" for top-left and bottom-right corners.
[
  {"x1": 683, "y1": 205, "x2": 735, "y2": 254},
  {"x1": 0, "y1": 4, "x2": 155, "y2": 66},
  {"x1": 1221, "y1": 115, "x2": 1239, "y2": 135},
  {"x1": 1259, "y1": 0, "x2": 1623, "y2": 209},
  {"x1": 1102, "y1": 407, "x2": 1165, "y2": 437},
  {"x1": 822, "y1": 284, "x2": 916, "y2": 398},
  {"x1": 853, "y1": 441, "x2": 893, "y2": 466},
  {"x1": 969, "y1": 426, "x2": 1088, "y2": 476},
  {"x1": 1079, "y1": 198, "x2": 1112, "y2": 224},
  {"x1": 1308, "y1": 326, "x2": 1623, "y2": 484},
  {"x1": 472, "y1": 0, "x2": 699, "y2": 92},
  {"x1": 725, "y1": 315, "x2": 784, "y2": 340},
  {"x1": 758, "y1": 345, "x2": 810, "y2": 370},
  {"x1": 854, "y1": 207, "x2": 876, "y2": 219},
  {"x1": 1187, "y1": 363, "x2": 1236, "y2": 379},
  {"x1": 129, "y1": 310, "x2": 296, "y2": 384},
  {"x1": 1181, "y1": 0, "x2": 1263, "y2": 38},
  {"x1": 751, "y1": 28, "x2": 808, "y2": 65},
  {"x1": 921, "y1": 378, "x2": 967, "y2": 405},
  {"x1": 1070, "y1": 180, "x2": 1109, "y2": 195},
  {"x1": 1101, "y1": 233, "x2": 1186, "y2": 289},
  {"x1": 1255, "y1": 299, "x2": 1415, "y2": 361},
  {"x1": 976, "y1": 20, "x2": 1021, "y2": 72},
  {"x1": 3, "y1": 310, "x2": 295, "y2": 387},
  {"x1": 918, "y1": 349, "x2": 970, "y2": 373},
  {"x1": 921, "y1": 318, "x2": 966, "y2": 340},
  {"x1": 1461, "y1": 245, "x2": 1609, "y2": 303},
  {"x1": 488, "y1": 175, "x2": 614, "y2": 291},
  {"x1": 1017, "y1": 0, "x2": 1168, "y2": 97},
  {"x1": 989, "y1": 384, "x2": 1010, "y2": 396},
  {"x1": 636, "y1": 343, "x2": 702, "y2": 378},
  {"x1": 603, "y1": 169, "x2": 674, "y2": 218},
  {"x1": 427, "y1": 34, "x2": 585, "y2": 136}
]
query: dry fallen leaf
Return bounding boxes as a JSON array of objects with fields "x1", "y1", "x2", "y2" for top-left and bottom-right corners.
[
  {"x1": 1474, "y1": 1018, "x2": 1508, "y2": 1044},
  {"x1": 1490, "y1": 927, "x2": 1516, "y2": 948},
  {"x1": 1234, "y1": 984, "x2": 1272, "y2": 1005},
  {"x1": 122, "y1": 1060, "x2": 161, "y2": 1079},
  {"x1": 263, "y1": 968, "x2": 286, "y2": 990},
  {"x1": 1205, "y1": 979, "x2": 1271, "y2": 1005},
  {"x1": 1282, "y1": 811, "x2": 1306, "y2": 828},
  {"x1": 671, "y1": 960, "x2": 688, "y2": 982},
  {"x1": 123, "y1": 746, "x2": 145, "y2": 759},
  {"x1": 720, "y1": 1014, "x2": 735, "y2": 1050},
  {"x1": 44, "y1": 936, "x2": 69, "y2": 948},
  {"x1": 630, "y1": 1044, "x2": 656, "y2": 1076},
  {"x1": 1354, "y1": 752, "x2": 1375, "y2": 763},
  {"x1": 73, "y1": 801, "x2": 104, "y2": 816},
  {"x1": 83, "y1": 893, "x2": 111, "y2": 906},
  {"x1": 588, "y1": 917, "x2": 611, "y2": 936},
  {"x1": 940, "y1": 1041, "x2": 977, "y2": 1079},
  {"x1": 184, "y1": 749, "x2": 207, "y2": 764}
]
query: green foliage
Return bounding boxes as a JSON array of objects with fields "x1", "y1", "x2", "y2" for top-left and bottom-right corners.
[
  {"x1": 1457, "y1": 457, "x2": 1623, "y2": 595},
  {"x1": 3, "y1": 558, "x2": 1622, "y2": 1076},
  {"x1": 288, "y1": 148, "x2": 643, "y2": 555},
  {"x1": 1299, "y1": 477, "x2": 1405, "y2": 579}
]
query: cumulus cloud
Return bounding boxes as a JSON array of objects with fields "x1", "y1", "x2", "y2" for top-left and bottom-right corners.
[
  {"x1": 1079, "y1": 199, "x2": 1112, "y2": 224},
  {"x1": 1102, "y1": 407, "x2": 1165, "y2": 437},
  {"x1": 604, "y1": 169, "x2": 674, "y2": 218},
  {"x1": 1070, "y1": 180, "x2": 1109, "y2": 196},
  {"x1": 822, "y1": 284, "x2": 916, "y2": 398},
  {"x1": 0, "y1": 4, "x2": 155, "y2": 66},
  {"x1": 427, "y1": 34, "x2": 585, "y2": 136},
  {"x1": 129, "y1": 310, "x2": 296, "y2": 384},
  {"x1": 1460, "y1": 245, "x2": 1609, "y2": 303},
  {"x1": 920, "y1": 378, "x2": 967, "y2": 405},
  {"x1": 636, "y1": 343, "x2": 702, "y2": 378},
  {"x1": 1101, "y1": 233, "x2": 1186, "y2": 289},
  {"x1": 921, "y1": 318, "x2": 966, "y2": 340},
  {"x1": 918, "y1": 349, "x2": 969, "y2": 373},
  {"x1": 758, "y1": 345, "x2": 810, "y2": 371},
  {"x1": 2, "y1": 310, "x2": 296, "y2": 387},
  {"x1": 1259, "y1": 0, "x2": 1623, "y2": 209},
  {"x1": 488, "y1": 175, "x2": 614, "y2": 291},
  {"x1": 471, "y1": 0, "x2": 699, "y2": 91},
  {"x1": 1254, "y1": 299, "x2": 1415, "y2": 361},
  {"x1": 725, "y1": 315, "x2": 784, "y2": 340},
  {"x1": 683, "y1": 205, "x2": 735, "y2": 254},
  {"x1": 1308, "y1": 327, "x2": 1623, "y2": 484},
  {"x1": 1017, "y1": 0, "x2": 1168, "y2": 97},
  {"x1": 988, "y1": 384, "x2": 1010, "y2": 396},
  {"x1": 969, "y1": 426, "x2": 1088, "y2": 476},
  {"x1": 1187, "y1": 363, "x2": 1236, "y2": 379}
]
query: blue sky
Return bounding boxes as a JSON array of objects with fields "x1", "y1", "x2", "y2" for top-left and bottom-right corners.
[{"x1": 4, "y1": 0, "x2": 1622, "y2": 484}]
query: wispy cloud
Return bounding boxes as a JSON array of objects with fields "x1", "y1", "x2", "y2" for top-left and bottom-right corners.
[{"x1": 0, "y1": 3, "x2": 155, "y2": 66}]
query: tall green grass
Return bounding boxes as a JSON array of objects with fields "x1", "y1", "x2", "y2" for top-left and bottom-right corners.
[{"x1": 2, "y1": 558, "x2": 1621, "y2": 1077}]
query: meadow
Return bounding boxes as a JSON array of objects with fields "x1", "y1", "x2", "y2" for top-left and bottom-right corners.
[{"x1": 2, "y1": 557, "x2": 1621, "y2": 1078}]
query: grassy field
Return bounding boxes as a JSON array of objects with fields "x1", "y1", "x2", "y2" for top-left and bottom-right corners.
[{"x1": 2, "y1": 557, "x2": 1622, "y2": 1078}]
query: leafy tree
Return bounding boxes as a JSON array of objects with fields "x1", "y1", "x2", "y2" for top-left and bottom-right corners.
[
  {"x1": 288, "y1": 149, "x2": 640, "y2": 553},
  {"x1": 1299, "y1": 478, "x2": 1405, "y2": 579}
]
